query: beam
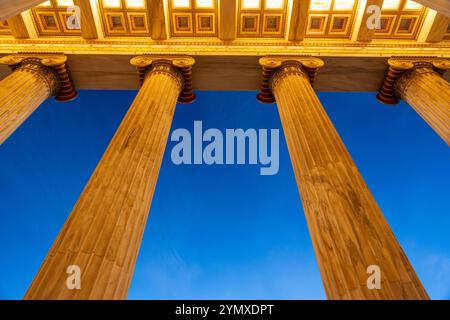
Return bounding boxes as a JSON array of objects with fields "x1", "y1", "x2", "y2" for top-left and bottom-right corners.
[
  {"x1": 3, "y1": 53, "x2": 449, "y2": 92},
  {"x1": 0, "y1": 0, "x2": 46, "y2": 21},
  {"x1": 20, "y1": 10, "x2": 38, "y2": 38},
  {"x1": 356, "y1": 0, "x2": 384, "y2": 42},
  {"x1": 6, "y1": 14, "x2": 29, "y2": 39},
  {"x1": 288, "y1": 0, "x2": 310, "y2": 41},
  {"x1": 74, "y1": 0, "x2": 98, "y2": 39},
  {"x1": 414, "y1": 0, "x2": 450, "y2": 17},
  {"x1": 219, "y1": 0, "x2": 236, "y2": 41},
  {"x1": 88, "y1": 0, "x2": 105, "y2": 38},
  {"x1": 426, "y1": 12, "x2": 450, "y2": 42},
  {"x1": 149, "y1": 0, "x2": 167, "y2": 40}
]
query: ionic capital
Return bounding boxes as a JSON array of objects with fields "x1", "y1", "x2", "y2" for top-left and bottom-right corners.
[
  {"x1": 257, "y1": 56, "x2": 325, "y2": 104},
  {"x1": 130, "y1": 55, "x2": 196, "y2": 104},
  {"x1": 0, "y1": 54, "x2": 78, "y2": 102},
  {"x1": 377, "y1": 57, "x2": 450, "y2": 105}
]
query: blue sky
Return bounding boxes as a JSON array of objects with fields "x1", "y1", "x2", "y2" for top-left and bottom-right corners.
[{"x1": 0, "y1": 90, "x2": 449, "y2": 300}]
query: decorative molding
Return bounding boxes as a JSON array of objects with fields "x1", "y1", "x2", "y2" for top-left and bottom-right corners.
[
  {"x1": 256, "y1": 55, "x2": 324, "y2": 103},
  {"x1": 0, "y1": 53, "x2": 78, "y2": 102},
  {"x1": 1, "y1": 36, "x2": 450, "y2": 47},
  {"x1": 377, "y1": 57, "x2": 450, "y2": 104},
  {"x1": 130, "y1": 55, "x2": 196, "y2": 103},
  {"x1": 0, "y1": 38, "x2": 449, "y2": 57}
]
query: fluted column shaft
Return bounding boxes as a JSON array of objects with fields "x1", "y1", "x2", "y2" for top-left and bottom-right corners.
[
  {"x1": 396, "y1": 67, "x2": 450, "y2": 145},
  {"x1": 24, "y1": 62, "x2": 183, "y2": 300},
  {"x1": 272, "y1": 63, "x2": 428, "y2": 300},
  {"x1": 0, "y1": 60, "x2": 59, "y2": 144}
]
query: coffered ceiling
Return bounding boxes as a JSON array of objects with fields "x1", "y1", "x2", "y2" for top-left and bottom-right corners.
[
  {"x1": 237, "y1": 0, "x2": 287, "y2": 38},
  {"x1": 306, "y1": 0, "x2": 357, "y2": 38},
  {"x1": 31, "y1": 0, "x2": 82, "y2": 36},
  {"x1": 0, "y1": 0, "x2": 449, "y2": 43},
  {"x1": 169, "y1": 0, "x2": 218, "y2": 37},
  {"x1": 374, "y1": 0, "x2": 426, "y2": 39},
  {"x1": 99, "y1": 0, "x2": 151, "y2": 36},
  {"x1": 0, "y1": 20, "x2": 11, "y2": 35}
]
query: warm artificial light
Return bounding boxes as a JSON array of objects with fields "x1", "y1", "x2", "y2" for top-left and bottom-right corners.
[
  {"x1": 310, "y1": 0, "x2": 332, "y2": 11},
  {"x1": 242, "y1": 0, "x2": 260, "y2": 9},
  {"x1": 103, "y1": 0, "x2": 121, "y2": 8}
]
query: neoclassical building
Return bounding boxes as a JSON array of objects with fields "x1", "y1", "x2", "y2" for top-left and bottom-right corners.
[{"x1": 0, "y1": 0, "x2": 449, "y2": 300}]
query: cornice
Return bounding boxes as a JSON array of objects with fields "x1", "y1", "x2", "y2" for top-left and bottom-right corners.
[
  {"x1": 0, "y1": 38, "x2": 449, "y2": 58},
  {"x1": 0, "y1": 37, "x2": 449, "y2": 47}
]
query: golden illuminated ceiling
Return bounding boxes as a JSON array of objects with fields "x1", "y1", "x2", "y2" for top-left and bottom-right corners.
[
  {"x1": 374, "y1": 0, "x2": 427, "y2": 39},
  {"x1": 307, "y1": 0, "x2": 358, "y2": 39},
  {"x1": 99, "y1": 0, "x2": 150, "y2": 36},
  {"x1": 0, "y1": 20, "x2": 11, "y2": 35},
  {"x1": 0, "y1": 0, "x2": 448, "y2": 43},
  {"x1": 169, "y1": 0, "x2": 218, "y2": 37},
  {"x1": 31, "y1": 0, "x2": 82, "y2": 36},
  {"x1": 238, "y1": 0, "x2": 287, "y2": 38}
]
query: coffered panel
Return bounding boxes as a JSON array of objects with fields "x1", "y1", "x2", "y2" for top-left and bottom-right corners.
[
  {"x1": 0, "y1": 20, "x2": 11, "y2": 35},
  {"x1": 306, "y1": 0, "x2": 358, "y2": 39},
  {"x1": 443, "y1": 22, "x2": 450, "y2": 40},
  {"x1": 169, "y1": 0, "x2": 218, "y2": 37},
  {"x1": 238, "y1": 0, "x2": 287, "y2": 38},
  {"x1": 374, "y1": 0, "x2": 427, "y2": 39},
  {"x1": 31, "y1": 0, "x2": 82, "y2": 36},
  {"x1": 99, "y1": 0, "x2": 150, "y2": 37}
]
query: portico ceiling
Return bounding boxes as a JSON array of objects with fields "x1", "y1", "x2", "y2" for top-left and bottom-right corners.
[{"x1": 0, "y1": 0, "x2": 449, "y2": 91}]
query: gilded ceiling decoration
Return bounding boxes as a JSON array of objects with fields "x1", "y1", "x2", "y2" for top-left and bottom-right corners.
[
  {"x1": 0, "y1": 0, "x2": 448, "y2": 46},
  {"x1": 374, "y1": 0, "x2": 427, "y2": 39},
  {"x1": 306, "y1": 0, "x2": 357, "y2": 39},
  {"x1": 99, "y1": 0, "x2": 151, "y2": 37},
  {"x1": 31, "y1": 0, "x2": 82, "y2": 36},
  {"x1": 238, "y1": 0, "x2": 287, "y2": 38},
  {"x1": 169, "y1": 0, "x2": 218, "y2": 37},
  {"x1": 0, "y1": 20, "x2": 11, "y2": 35}
]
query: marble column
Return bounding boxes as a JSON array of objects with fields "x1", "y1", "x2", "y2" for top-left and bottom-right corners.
[
  {"x1": 264, "y1": 58, "x2": 429, "y2": 300},
  {"x1": 0, "y1": 58, "x2": 60, "y2": 144},
  {"x1": 396, "y1": 66, "x2": 450, "y2": 146},
  {"x1": 377, "y1": 59, "x2": 450, "y2": 146},
  {"x1": 24, "y1": 59, "x2": 192, "y2": 300}
]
